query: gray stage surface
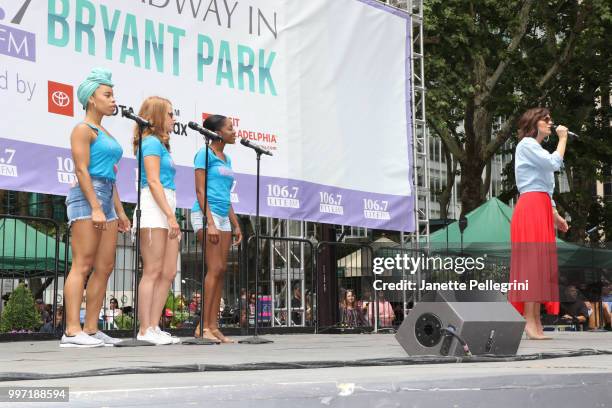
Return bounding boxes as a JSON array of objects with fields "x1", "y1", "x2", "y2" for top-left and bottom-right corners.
[{"x1": 1, "y1": 332, "x2": 611, "y2": 407}]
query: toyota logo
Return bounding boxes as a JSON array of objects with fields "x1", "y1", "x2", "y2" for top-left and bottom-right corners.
[{"x1": 52, "y1": 91, "x2": 70, "y2": 107}]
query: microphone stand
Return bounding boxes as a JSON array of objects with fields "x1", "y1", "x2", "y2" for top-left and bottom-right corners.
[
  {"x1": 116, "y1": 121, "x2": 154, "y2": 347},
  {"x1": 239, "y1": 149, "x2": 273, "y2": 344},
  {"x1": 183, "y1": 133, "x2": 219, "y2": 345}
]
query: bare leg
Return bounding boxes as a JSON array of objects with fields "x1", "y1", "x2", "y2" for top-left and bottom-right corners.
[
  {"x1": 64, "y1": 220, "x2": 101, "y2": 336},
  {"x1": 210, "y1": 232, "x2": 233, "y2": 342},
  {"x1": 196, "y1": 229, "x2": 222, "y2": 342},
  {"x1": 203, "y1": 230, "x2": 224, "y2": 341},
  {"x1": 83, "y1": 221, "x2": 118, "y2": 334},
  {"x1": 535, "y1": 303, "x2": 552, "y2": 339},
  {"x1": 524, "y1": 302, "x2": 538, "y2": 338},
  {"x1": 535, "y1": 303, "x2": 544, "y2": 335},
  {"x1": 149, "y1": 232, "x2": 179, "y2": 329},
  {"x1": 138, "y1": 228, "x2": 165, "y2": 335}
]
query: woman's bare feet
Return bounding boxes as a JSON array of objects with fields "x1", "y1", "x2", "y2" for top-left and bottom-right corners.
[
  {"x1": 211, "y1": 328, "x2": 234, "y2": 343},
  {"x1": 536, "y1": 321, "x2": 552, "y2": 339},
  {"x1": 202, "y1": 328, "x2": 222, "y2": 343},
  {"x1": 193, "y1": 324, "x2": 221, "y2": 343},
  {"x1": 525, "y1": 325, "x2": 552, "y2": 340}
]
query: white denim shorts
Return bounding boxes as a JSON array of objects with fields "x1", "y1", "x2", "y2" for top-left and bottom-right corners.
[
  {"x1": 136, "y1": 187, "x2": 177, "y2": 229},
  {"x1": 190, "y1": 210, "x2": 231, "y2": 232}
]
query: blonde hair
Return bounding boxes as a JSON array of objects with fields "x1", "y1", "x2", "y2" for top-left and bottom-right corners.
[{"x1": 132, "y1": 96, "x2": 172, "y2": 154}]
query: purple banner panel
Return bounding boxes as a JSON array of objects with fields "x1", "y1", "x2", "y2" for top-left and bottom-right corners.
[
  {"x1": 0, "y1": 23, "x2": 36, "y2": 62},
  {"x1": 0, "y1": 138, "x2": 415, "y2": 231}
]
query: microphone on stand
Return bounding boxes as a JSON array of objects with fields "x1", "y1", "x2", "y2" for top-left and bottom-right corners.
[
  {"x1": 188, "y1": 121, "x2": 223, "y2": 142},
  {"x1": 551, "y1": 125, "x2": 579, "y2": 140},
  {"x1": 121, "y1": 108, "x2": 151, "y2": 128},
  {"x1": 240, "y1": 138, "x2": 273, "y2": 156}
]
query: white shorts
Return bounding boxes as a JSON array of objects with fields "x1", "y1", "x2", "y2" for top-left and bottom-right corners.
[
  {"x1": 190, "y1": 210, "x2": 232, "y2": 232},
  {"x1": 137, "y1": 187, "x2": 177, "y2": 229}
]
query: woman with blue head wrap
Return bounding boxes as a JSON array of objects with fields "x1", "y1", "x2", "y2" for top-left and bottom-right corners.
[
  {"x1": 77, "y1": 67, "x2": 115, "y2": 111},
  {"x1": 62, "y1": 68, "x2": 131, "y2": 348}
]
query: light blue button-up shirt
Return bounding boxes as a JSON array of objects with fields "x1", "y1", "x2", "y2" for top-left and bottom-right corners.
[{"x1": 515, "y1": 137, "x2": 563, "y2": 207}]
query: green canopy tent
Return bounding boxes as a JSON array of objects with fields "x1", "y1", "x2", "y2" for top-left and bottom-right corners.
[
  {"x1": 423, "y1": 198, "x2": 516, "y2": 260},
  {"x1": 0, "y1": 218, "x2": 71, "y2": 278},
  {"x1": 422, "y1": 198, "x2": 612, "y2": 269}
]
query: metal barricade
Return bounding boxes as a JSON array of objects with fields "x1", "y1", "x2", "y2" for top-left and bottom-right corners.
[
  {"x1": 0, "y1": 215, "x2": 63, "y2": 338},
  {"x1": 315, "y1": 241, "x2": 378, "y2": 332},
  {"x1": 246, "y1": 235, "x2": 315, "y2": 332}
]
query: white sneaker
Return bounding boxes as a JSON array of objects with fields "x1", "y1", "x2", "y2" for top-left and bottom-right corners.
[
  {"x1": 137, "y1": 327, "x2": 172, "y2": 345},
  {"x1": 89, "y1": 331, "x2": 121, "y2": 347},
  {"x1": 154, "y1": 326, "x2": 181, "y2": 344},
  {"x1": 60, "y1": 331, "x2": 104, "y2": 348}
]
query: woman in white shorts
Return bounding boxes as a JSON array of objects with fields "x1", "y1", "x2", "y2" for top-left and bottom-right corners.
[
  {"x1": 191, "y1": 114, "x2": 242, "y2": 343},
  {"x1": 132, "y1": 96, "x2": 181, "y2": 345}
]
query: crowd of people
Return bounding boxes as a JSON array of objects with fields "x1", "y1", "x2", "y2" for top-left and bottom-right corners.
[{"x1": 559, "y1": 282, "x2": 612, "y2": 330}]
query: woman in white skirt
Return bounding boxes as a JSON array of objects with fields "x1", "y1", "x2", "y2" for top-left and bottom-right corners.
[{"x1": 132, "y1": 96, "x2": 181, "y2": 345}]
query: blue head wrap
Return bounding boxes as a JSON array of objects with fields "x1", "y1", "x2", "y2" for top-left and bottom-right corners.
[{"x1": 77, "y1": 68, "x2": 114, "y2": 110}]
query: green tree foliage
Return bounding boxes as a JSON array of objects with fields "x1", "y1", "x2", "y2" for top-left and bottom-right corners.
[
  {"x1": 0, "y1": 283, "x2": 42, "y2": 333},
  {"x1": 548, "y1": 1, "x2": 612, "y2": 242},
  {"x1": 425, "y1": 0, "x2": 601, "y2": 219},
  {"x1": 499, "y1": 1, "x2": 612, "y2": 242}
]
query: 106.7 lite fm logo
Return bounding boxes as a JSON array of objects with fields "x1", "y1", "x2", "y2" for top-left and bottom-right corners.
[{"x1": 0, "y1": 1, "x2": 35, "y2": 62}]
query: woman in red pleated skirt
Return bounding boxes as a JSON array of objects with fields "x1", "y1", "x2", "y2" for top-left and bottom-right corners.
[{"x1": 509, "y1": 108, "x2": 570, "y2": 340}]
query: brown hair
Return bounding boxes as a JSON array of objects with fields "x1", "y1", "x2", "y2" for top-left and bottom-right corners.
[
  {"x1": 132, "y1": 96, "x2": 172, "y2": 154},
  {"x1": 342, "y1": 289, "x2": 357, "y2": 308},
  {"x1": 517, "y1": 107, "x2": 550, "y2": 140}
]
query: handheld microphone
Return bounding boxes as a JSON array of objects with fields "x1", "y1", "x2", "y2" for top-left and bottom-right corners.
[
  {"x1": 121, "y1": 108, "x2": 151, "y2": 128},
  {"x1": 188, "y1": 121, "x2": 223, "y2": 142},
  {"x1": 240, "y1": 138, "x2": 273, "y2": 156},
  {"x1": 551, "y1": 125, "x2": 579, "y2": 139}
]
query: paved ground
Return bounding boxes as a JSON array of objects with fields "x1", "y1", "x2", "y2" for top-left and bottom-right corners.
[{"x1": 0, "y1": 332, "x2": 611, "y2": 407}]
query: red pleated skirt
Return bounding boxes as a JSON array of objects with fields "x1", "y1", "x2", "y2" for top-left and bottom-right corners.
[{"x1": 509, "y1": 192, "x2": 559, "y2": 315}]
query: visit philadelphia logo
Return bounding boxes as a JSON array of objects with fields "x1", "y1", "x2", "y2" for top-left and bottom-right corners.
[{"x1": 0, "y1": 0, "x2": 36, "y2": 62}]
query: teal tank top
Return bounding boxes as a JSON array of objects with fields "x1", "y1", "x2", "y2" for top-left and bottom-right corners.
[{"x1": 85, "y1": 123, "x2": 123, "y2": 181}]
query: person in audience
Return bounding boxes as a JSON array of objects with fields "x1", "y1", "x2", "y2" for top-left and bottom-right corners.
[
  {"x1": 248, "y1": 292, "x2": 257, "y2": 326},
  {"x1": 602, "y1": 282, "x2": 612, "y2": 328},
  {"x1": 560, "y1": 285, "x2": 590, "y2": 330},
  {"x1": 339, "y1": 289, "x2": 365, "y2": 327},
  {"x1": 101, "y1": 297, "x2": 122, "y2": 330},
  {"x1": 305, "y1": 290, "x2": 314, "y2": 326},
  {"x1": 239, "y1": 288, "x2": 248, "y2": 327},
  {"x1": 189, "y1": 292, "x2": 202, "y2": 313},
  {"x1": 358, "y1": 287, "x2": 374, "y2": 326},
  {"x1": 160, "y1": 308, "x2": 174, "y2": 330},
  {"x1": 40, "y1": 305, "x2": 64, "y2": 336},
  {"x1": 363, "y1": 290, "x2": 396, "y2": 328},
  {"x1": 291, "y1": 284, "x2": 303, "y2": 325},
  {"x1": 36, "y1": 299, "x2": 51, "y2": 325}
]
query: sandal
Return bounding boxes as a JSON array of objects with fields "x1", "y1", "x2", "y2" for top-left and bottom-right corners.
[
  {"x1": 193, "y1": 326, "x2": 221, "y2": 343},
  {"x1": 211, "y1": 328, "x2": 235, "y2": 343}
]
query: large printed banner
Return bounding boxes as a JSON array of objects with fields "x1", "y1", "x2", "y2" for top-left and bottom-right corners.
[{"x1": 0, "y1": 0, "x2": 414, "y2": 231}]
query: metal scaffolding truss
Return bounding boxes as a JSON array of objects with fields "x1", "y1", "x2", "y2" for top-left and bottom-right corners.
[{"x1": 382, "y1": 0, "x2": 430, "y2": 247}]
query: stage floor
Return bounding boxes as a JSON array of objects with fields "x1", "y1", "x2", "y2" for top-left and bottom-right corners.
[{"x1": 1, "y1": 332, "x2": 611, "y2": 407}]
